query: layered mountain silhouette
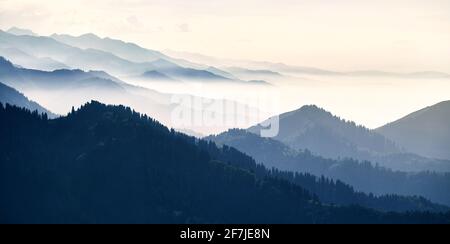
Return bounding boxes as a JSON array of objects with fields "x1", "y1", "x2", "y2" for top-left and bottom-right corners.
[
  {"x1": 51, "y1": 33, "x2": 171, "y2": 63},
  {"x1": 50, "y1": 32, "x2": 235, "y2": 78},
  {"x1": 50, "y1": 32, "x2": 239, "y2": 82},
  {"x1": 225, "y1": 67, "x2": 284, "y2": 77},
  {"x1": 6, "y1": 27, "x2": 37, "y2": 36},
  {"x1": 140, "y1": 70, "x2": 177, "y2": 81},
  {"x1": 0, "y1": 30, "x2": 235, "y2": 82},
  {"x1": 0, "y1": 56, "x2": 260, "y2": 133},
  {"x1": 0, "y1": 82, "x2": 56, "y2": 118},
  {"x1": 248, "y1": 105, "x2": 450, "y2": 172},
  {"x1": 165, "y1": 49, "x2": 450, "y2": 79},
  {"x1": 207, "y1": 129, "x2": 450, "y2": 206},
  {"x1": 347, "y1": 70, "x2": 450, "y2": 79},
  {"x1": 1, "y1": 101, "x2": 449, "y2": 223},
  {"x1": 377, "y1": 101, "x2": 450, "y2": 160},
  {"x1": 0, "y1": 47, "x2": 69, "y2": 71},
  {"x1": 163, "y1": 50, "x2": 341, "y2": 76},
  {"x1": 0, "y1": 55, "x2": 173, "y2": 123},
  {"x1": 0, "y1": 56, "x2": 125, "y2": 91},
  {"x1": 146, "y1": 59, "x2": 230, "y2": 81}
]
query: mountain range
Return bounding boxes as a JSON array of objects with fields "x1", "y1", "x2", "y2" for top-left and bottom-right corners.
[
  {"x1": 0, "y1": 55, "x2": 261, "y2": 134},
  {"x1": 0, "y1": 82, "x2": 56, "y2": 118},
  {"x1": 247, "y1": 105, "x2": 450, "y2": 172},
  {"x1": 206, "y1": 129, "x2": 450, "y2": 206},
  {"x1": 0, "y1": 30, "x2": 237, "y2": 83},
  {"x1": 1, "y1": 101, "x2": 449, "y2": 223},
  {"x1": 1, "y1": 27, "x2": 449, "y2": 224},
  {"x1": 165, "y1": 49, "x2": 450, "y2": 79},
  {"x1": 377, "y1": 101, "x2": 450, "y2": 160}
]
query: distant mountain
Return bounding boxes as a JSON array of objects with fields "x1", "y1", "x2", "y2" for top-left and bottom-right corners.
[
  {"x1": 165, "y1": 50, "x2": 450, "y2": 79},
  {"x1": 0, "y1": 47, "x2": 69, "y2": 71},
  {"x1": 205, "y1": 66, "x2": 238, "y2": 80},
  {"x1": 247, "y1": 80, "x2": 272, "y2": 86},
  {"x1": 0, "y1": 82, "x2": 56, "y2": 118},
  {"x1": 0, "y1": 30, "x2": 237, "y2": 82},
  {"x1": 51, "y1": 33, "x2": 237, "y2": 81},
  {"x1": 0, "y1": 29, "x2": 81, "y2": 62},
  {"x1": 166, "y1": 67, "x2": 229, "y2": 80},
  {"x1": 248, "y1": 105, "x2": 450, "y2": 172},
  {"x1": 0, "y1": 56, "x2": 260, "y2": 134},
  {"x1": 348, "y1": 70, "x2": 450, "y2": 79},
  {"x1": 148, "y1": 59, "x2": 231, "y2": 81},
  {"x1": 1, "y1": 101, "x2": 449, "y2": 223},
  {"x1": 206, "y1": 129, "x2": 449, "y2": 212},
  {"x1": 0, "y1": 55, "x2": 178, "y2": 124},
  {"x1": 207, "y1": 129, "x2": 450, "y2": 206},
  {"x1": 140, "y1": 70, "x2": 177, "y2": 81},
  {"x1": 163, "y1": 50, "x2": 340, "y2": 76},
  {"x1": 7, "y1": 27, "x2": 37, "y2": 36},
  {"x1": 50, "y1": 33, "x2": 169, "y2": 63},
  {"x1": 225, "y1": 67, "x2": 284, "y2": 77},
  {"x1": 377, "y1": 101, "x2": 450, "y2": 160},
  {"x1": 0, "y1": 30, "x2": 139, "y2": 76},
  {"x1": 248, "y1": 105, "x2": 399, "y2": 159},
  {"x1": 0, "y1": 56, "x2": 125, "y2": 92}
]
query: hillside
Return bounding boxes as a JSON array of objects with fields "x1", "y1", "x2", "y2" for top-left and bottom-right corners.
[
  {"x1": 0, "y1": 82, "x2": 56, "y2": 118},
  {"x1": 248, "y1": 105, "x2": 450, "y2": 172},
  {"x1": 377, "y1": 101, "x2": 450, "y2": 160},
  {"x1": 1, "y1": 102, "x2": 449, "y2": 223},
  {"x1": 207, "y1": 129, "x2": 450, "y2": 206}
]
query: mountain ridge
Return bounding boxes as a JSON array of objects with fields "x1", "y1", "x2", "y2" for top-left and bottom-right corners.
[
  {"x1": 1, "y1": 101, "x2": 449, "y2": 223},
  {"x1": 0, "y1": 82, "x2": 57, "y2": 118},
  {"x1": 206, "y1": 128, "x2": 450, "y2": 206},
  {"x1": 247, "y1": 104, "x2": 450, "y2": 172},
  {"x1": 377, "y1": 100, "x2": 450, "y2": 160}
]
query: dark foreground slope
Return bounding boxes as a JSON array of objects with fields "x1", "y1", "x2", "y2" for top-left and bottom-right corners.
[
  {"x1": 0, "y1": 102, "x2": 449, "y2": 224},
  {"x1": 205, "y1": 130, "x2": 448, "y2": 213}
]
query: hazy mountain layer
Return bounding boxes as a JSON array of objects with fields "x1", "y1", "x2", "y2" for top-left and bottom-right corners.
[
  {"x1": 377, "y1": 101, "x2": 450, "y2": 160},
  {"x1": 0, "y1": 82, "x2": 56, "y2": 118},
  {"x1": 6, "y1": 27, "x2": 37, "y2": 36},
  {"x1": 207, "y1": 129, "x2": 450, "y2": 206},
  {"x1": 0, "y1": 47, "x2": 69, "y2": 71},
  {"x1": 248, "y1": 105, "x2": 450, "y2": 172},
  {"x1": 0, "y1": 56, "x2": 262, "y2": 134},
  {"x1": 0, "y1": 56, "x2": 172, "y2": 122},
  {"x1": 0, "y1": 30, "x2": 233, "y2": 82}
]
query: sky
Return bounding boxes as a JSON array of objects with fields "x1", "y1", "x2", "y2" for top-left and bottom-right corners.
[{"x1": 1, "y1": 0, "x2": 450, "y2": 72}]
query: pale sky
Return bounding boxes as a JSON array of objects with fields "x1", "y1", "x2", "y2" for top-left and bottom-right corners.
[{"x1": 1, "y1": 0, "x2": 450, "y2": 72}]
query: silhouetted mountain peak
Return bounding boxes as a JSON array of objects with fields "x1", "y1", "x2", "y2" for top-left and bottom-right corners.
[
  {"x1": 78, "y1": 33, "x2": 102, "y2": 40},
  {"x1": 69, "y1": 100, "x2": 149, "y2": 124},
  {"x1": 377, "y1": 100, "x2": 450, "y2": 160},
  {"x1": 248, "y1": 104, "x2": 403, "y2": 165},
  {"x1": 295, "y1": 104, "x2": 326, "y2": 114},
  {"x1": 6, "y1": 27, "x2": 37, "y2": 36},
  {"x1": 280, "y1": 104, "x2": 338, "y2": 125}
]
